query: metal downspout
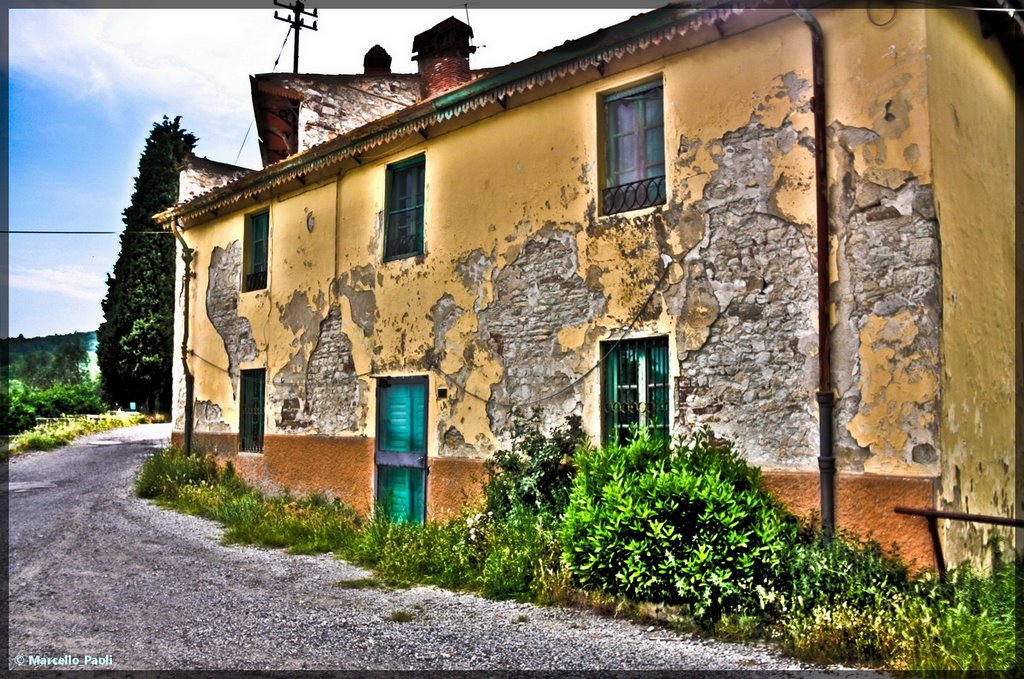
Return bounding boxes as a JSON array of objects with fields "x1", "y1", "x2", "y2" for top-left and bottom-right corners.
[
  {"x1": 791, "y1": 3, "x2": 836, "y2": 541},
  {"x1": 171, "y1": 218, "x2": 195, "y2": 456}
]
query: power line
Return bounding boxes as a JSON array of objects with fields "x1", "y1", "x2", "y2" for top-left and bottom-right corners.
[{"x1": 5, "y1": 230, "x2": 170, "y2": 235}]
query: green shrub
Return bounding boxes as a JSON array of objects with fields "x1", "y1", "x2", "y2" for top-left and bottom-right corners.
[
  {"x1": 134, "y1": 447, "x2": 220, "y2": 500},
  {"x1": 31, "y1": 381, "x2": 105, "y2": 418},
  {"x1": 2, "y1": 389, "x2": 37, "y2": 435},
  {"x1": 483, "y1": 410, "x2": 587, "y2": 520},
  {"x1": 562, "y1": 426, "x2": 795, "y2": 622}
]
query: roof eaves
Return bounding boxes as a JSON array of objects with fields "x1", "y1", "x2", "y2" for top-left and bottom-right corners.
[{"x1": 158, "y1": 2, "x2": 750, "y2": 227}]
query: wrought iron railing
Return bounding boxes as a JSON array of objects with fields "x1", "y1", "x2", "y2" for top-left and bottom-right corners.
[
  {"x1": 602, "y1": 400, "x2": 670, "y2": 442},
  {"x1": 245, "y1": 270, "x2": 267, "y2": 291},
  {"x1": 602, "y1": 175, "x2": 666, "y2": 215}
]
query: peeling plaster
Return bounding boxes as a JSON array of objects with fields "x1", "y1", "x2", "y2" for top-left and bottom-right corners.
[{"x1": 206, "y1": 241, "x2": 257, "y2": 398}]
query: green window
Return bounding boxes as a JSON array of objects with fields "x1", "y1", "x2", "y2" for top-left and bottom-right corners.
[
  {"x1": 603, "y1": 81, "x2": 666, "y2": 215},
  {"x1": 239, "y1": 368, "x2": 266, "y2": 452},
  {"x1": 384, "y1": 156, "x2": 425, "y2": 261},
  {"x1": 375, "y1": 377, "x2": 427, "y2": 523},
  {"x1": 244, "y1": 211, "x2": 269, "y2": 291},
  {"x1": 602, "y1": 337, "x2": 670, "y2": 444}
]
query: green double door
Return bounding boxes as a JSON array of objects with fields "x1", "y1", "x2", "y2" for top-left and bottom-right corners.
[{"x1": 375, "y1": 377, "x2": 427, "y2": 523}]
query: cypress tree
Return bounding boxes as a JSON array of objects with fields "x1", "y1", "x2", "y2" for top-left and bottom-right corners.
[{"x1": 98, "y1": 116, "x2": 197, "y2": 412}]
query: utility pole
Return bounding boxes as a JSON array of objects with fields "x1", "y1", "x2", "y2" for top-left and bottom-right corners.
[{"x1": 274, "y1": 0, "x2": 318, "y2": 74}]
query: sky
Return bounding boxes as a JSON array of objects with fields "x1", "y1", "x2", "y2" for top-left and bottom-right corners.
[{"x1": 6, "y1": 5, "x2": 647, "y2": 339}]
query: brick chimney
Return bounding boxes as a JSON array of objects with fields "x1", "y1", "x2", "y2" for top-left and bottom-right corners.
[
  {"x1": 412, "y1": 17, "x2": 476, "y2": 100},
  {"x1": 363, "y1": 45, "x2": 392, "y2": 76}
]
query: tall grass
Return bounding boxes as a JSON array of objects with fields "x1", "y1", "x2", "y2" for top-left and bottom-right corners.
[
  {"x1": 6, "y1": 411, "x2": 146, "y2": 457},
  {"x1": 135, "y1": 443, "x2": 1020, "y2": 672}
]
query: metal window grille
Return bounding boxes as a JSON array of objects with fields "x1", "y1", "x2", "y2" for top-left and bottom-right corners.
[
  {"x1": 602, "y1": 175, "x2": 667, "y2": 215},
  {"x1": 239, "y1": 369, "x2": 265, "y2": 453},
  {"x1": 602, "y1": 337, "x2": 670, "y2": 444}
]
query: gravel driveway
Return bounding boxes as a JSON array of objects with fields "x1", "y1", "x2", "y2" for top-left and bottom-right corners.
[{"x1": 7, "y1": 425, "x2": 866, "y2": 673}]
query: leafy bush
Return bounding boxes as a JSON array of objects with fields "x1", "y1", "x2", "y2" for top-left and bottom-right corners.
[
  {"x1": 770, "y1": 533, "x2": 916, "y2": 664},
  {"x1": 31, "y1": 381, "x2": 105, "y2": 418},
  {"x1": 3, "y1": 380, "x2": 106, "y2": 436},
  {"x1": 483, "y1": 410, "x2": 587, "y2": 520},
  {"x1": 562, "y1": 426, "x2": 795, "y2": 622},
  {"x1": 2, "y1": 389, "x2": 37, "y2": 435}
]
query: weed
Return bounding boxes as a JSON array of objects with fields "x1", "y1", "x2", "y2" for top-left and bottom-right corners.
[
  {"x1": 389, "y1": 609, "x2": 414, "y2": 623},
  {"x1": 515, "y1": 614, "x2": 529, "y2": 624}
]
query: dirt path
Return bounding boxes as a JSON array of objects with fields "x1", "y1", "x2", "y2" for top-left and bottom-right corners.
[{"x1": 7, "y1": 425, "x2": 858, "y2": 673}]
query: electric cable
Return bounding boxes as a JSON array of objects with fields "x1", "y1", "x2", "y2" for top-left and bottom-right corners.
[
  {"x1": 436, "y1": 256, "x2": 679, "y2": 411},
  {"x1": 235, "y1": 23, "x2": 295, "y2": 165}
]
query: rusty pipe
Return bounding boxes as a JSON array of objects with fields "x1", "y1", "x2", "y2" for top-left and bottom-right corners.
[
  {"x1": 791, "y1": 3, "x2": 835, "y2": 541},
  {"x1": 171, "y1": 217, "x2": 195, "y2": 455}
]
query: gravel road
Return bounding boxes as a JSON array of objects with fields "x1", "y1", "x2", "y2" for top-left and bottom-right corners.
[{"x1": 7, "y1": 425, "x2": 867, "y2": 673}]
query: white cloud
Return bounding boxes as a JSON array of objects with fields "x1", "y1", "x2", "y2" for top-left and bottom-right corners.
[{"x1": 9, "y1": 265, "x2": 108, "y2": 302}]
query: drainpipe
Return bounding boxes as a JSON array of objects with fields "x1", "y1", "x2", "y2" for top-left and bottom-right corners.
[
  {"x1": 791, "y1": 3, "x2": 836, "y2": 541},
  {"x1": 171, "y1": 218, "x2": 195, "y2": 456}
]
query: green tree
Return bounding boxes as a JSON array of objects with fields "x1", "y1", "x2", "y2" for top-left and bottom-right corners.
[{"x1": 98, "y1": 116, "x2": 196, "y2": 412}]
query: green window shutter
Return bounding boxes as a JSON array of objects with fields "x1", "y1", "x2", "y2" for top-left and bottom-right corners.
[
  {"x1": 602, "y1": 337, "x2": 669, "y2": 444},
  {"x1": 376, "y1": 377, "x2": 428, "y2": 524},
  {"x1": 379, "y1": 382, "x2": 426, "y2": 453},
  {"x1": 245, "y1": 211, "x2": 269, "y2": 291}
]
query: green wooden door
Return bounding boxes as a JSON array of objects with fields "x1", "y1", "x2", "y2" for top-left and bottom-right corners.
[{"x1": 375, "y1": 377, "x2": 427, "y2": 523}]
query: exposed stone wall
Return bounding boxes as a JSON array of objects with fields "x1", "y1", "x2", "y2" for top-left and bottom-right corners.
[
  {"x1": 179, "y1": 155, "x2": 250, "y2": 203},
  {"x1": 477, "y1": 225, "x2": 606, "y2": 439},
  {"x1": 667, "y1": 106, "x2": 820, "y2": 469},
  {"x1": 830, "y1": 124, "x2": 941, "y2": 475},
  {"x1": 206, "y1": 241, "x2": 258, "y2": 397},
  {"x1": 305, "y1": 307, "x2": 364, "y2": 434},
  {"x1": 281, "y1": 75, "x2": 420, "y2": 152}
]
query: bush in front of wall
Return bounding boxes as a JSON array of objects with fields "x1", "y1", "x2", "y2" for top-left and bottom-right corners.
[
  {"x1": 482, "y1": 410, "x2": 587, "y2": 520},
  {"x1": 561, "y1": 426, "x2": 796, "y2": 623}
]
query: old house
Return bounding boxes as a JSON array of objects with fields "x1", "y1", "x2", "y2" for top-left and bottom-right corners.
[{"x1": 156, "y1": 2, "x2": 1021, "y2": 569}]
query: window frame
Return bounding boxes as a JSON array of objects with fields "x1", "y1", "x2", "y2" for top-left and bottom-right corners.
[
  {"x1": 601, "y1": 336, "x2": 670, "y2": 444},
  {"x1": 383, "y1": 155, "x2": 426, "y2": 262},
  {"x1": 601, "y1": 79, "x2": 667, "y2": 216},
  {"x1": 243, "y1": 210, "x2": 270, "y2": 292}
]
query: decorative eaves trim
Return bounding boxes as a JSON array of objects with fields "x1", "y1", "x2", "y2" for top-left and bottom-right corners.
[{"x1": 157, "y1": 5, "x2": 744, "y2": 227}]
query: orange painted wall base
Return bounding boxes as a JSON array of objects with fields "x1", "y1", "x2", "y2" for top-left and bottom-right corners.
[{"x1": 762, "y1": 470, "x2": 938, "y2": 571}]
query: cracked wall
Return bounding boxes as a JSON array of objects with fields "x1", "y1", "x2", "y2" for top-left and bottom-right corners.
[{"x1": 172, "y1": 8, "x2": 982, "y2": 546}]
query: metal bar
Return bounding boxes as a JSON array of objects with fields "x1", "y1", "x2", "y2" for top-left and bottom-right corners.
[{"x1": 894, "y1": 506, "x2": 1024, "y2": 528}]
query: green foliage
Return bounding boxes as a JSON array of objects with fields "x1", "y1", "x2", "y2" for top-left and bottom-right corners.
[
  {"x1": 483, "y1": 410, "x2": 587, "y2": 520},
  {"x1": 2, "y1": 331, "x2": 97, "y2": 376},
  {"x1": 3, "y1": 382, "x2": 105, "y2": 435},
  {"x1": 98, "y1": 116, "x2": 196, "y2": 413},
  {"x1": 134, "y1": 446, "x2": 220, "y2": 499},
  {"x1": 1, "y1": 388, "x2": 38, "y2": 435},
  {"x1": 906, "y1": 556, "x2": 1020, "y2": 672},
  {"x1": 562, "y1": 426, "x2": 796, "y2": 622}
]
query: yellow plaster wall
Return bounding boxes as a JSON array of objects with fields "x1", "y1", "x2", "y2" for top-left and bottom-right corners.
[
  {"x1": 927, "y1": 9, "x2": 1021, "y2": 562},
  {"x1": 176, "y1": 8, "x2": 949, "y2": 533}
]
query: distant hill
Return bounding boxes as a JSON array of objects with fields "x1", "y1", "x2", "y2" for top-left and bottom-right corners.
[{"x1": 3, "y1": 331, "x2": 99, "y2": 373}]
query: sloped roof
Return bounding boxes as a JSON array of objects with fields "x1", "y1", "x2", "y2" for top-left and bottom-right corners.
[{"x1": 158, "y1": 2, "x2": 765, "y2": 227}]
